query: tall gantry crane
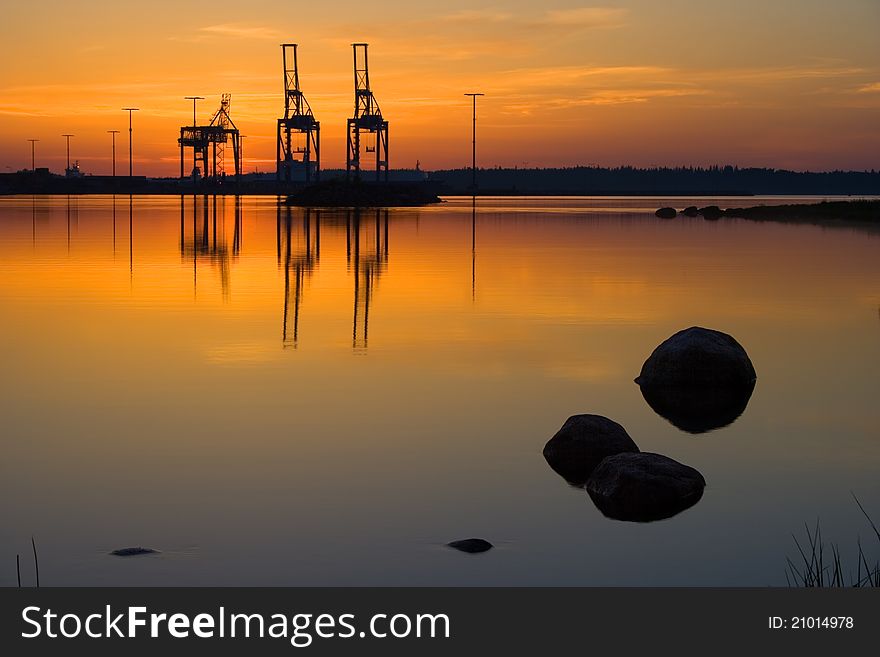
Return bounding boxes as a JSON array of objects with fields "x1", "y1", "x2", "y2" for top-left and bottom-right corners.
[
  {"x1": 277, "y1": 44, "x2": 320, "y2": 183},
  {"x1": 346, "y1": 43, "x2": 389, "y2": 182},
  {"x1": 178, "y1": 94, "x2": 241, "y2": 181}
]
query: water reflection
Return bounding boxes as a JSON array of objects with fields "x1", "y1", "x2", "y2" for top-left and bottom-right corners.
[
  {"x1": 2, "y1": 194, "x2": 879, "y2": 586},
  {"x1": 349, "y1": 209, "x2": 389, "y2": 352},
  {"x1": 638, "y1": 381, "x2": 756, "y2": 434},
  {"x1": 66, "y1": 194, "x2": 78, "y2": 251},
  {"x1": 278, "y1": 206, "x2": 321, "y2": 348},
  {"x1": 178, "y1": 195, "x2": 242, "y2": 299}
]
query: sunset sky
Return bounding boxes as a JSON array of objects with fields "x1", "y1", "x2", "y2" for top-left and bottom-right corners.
[{"x1": 1, "y1": 0, "x2": 878, "y2": 175}]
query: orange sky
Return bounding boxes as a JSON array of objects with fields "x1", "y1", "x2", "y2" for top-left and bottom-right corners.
[{"x1": 1, "y1": 1, "x2": 878, "y2": 175}]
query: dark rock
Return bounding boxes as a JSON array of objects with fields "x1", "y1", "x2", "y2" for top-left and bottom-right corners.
[
  {"x1": 543, "y1": 415, "x2": 640, "y2": 486},
  {"x1": 447, "y1": 538, "x2": 493, "y2": 554},
  {"x1": 681, "y1": 206, "x2": 700, "y2": 217},
  {"x1": 635, "y1": 326, "x2": 756, "y2": 388},
  {"x1": 639, "y1": 379, "x2": 755, "y2": 433},
  {"x1": 586, "y1": 452, "x2": 705, "y2": 522},
  {"x1": 110, "y1": 547, "x2": 158, "y2": 557},
  {"x1": 699, "y1": 205, "x2": 723, "y2": 220},
  {"x1": 655, "y1": 207, "x2": 677, "y2": 219}
]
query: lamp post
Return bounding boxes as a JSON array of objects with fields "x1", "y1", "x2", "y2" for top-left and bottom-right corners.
[
  {"x1": 62, "y1": 134, "x2": 74, "y2": 171},
  {"x1": 108, "y1": 130, "x2": 120, "y2": 177},
  {"x1": 27, "y1": 139, "x2": 39, "y2": 171},
  {"x1": 184, "y1": 96, "x2": 204, "y2": 127},
  {"x1": 464, "y1": 93, "x2": 484, "y2": 191},
  {"x1": 122, "y1": 107, "x2": 139, "y2": 177},
  {"x1": 184, "y1": 97, "x2": 204, "y2": 177}
]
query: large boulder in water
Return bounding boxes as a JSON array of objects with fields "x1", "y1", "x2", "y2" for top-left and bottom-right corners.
[
  {"x1": 586, "y1": 452, "x2": 705, "y2": 522},
  {"x1": 635, "y1": 326, "x2": 756, "y2": 388},
  {"x1": 543, "y1": 414, "x2": 640, "y2": 486},
  {"x1": 638, "y1": 380, "x2": 755, "y2": 433}
]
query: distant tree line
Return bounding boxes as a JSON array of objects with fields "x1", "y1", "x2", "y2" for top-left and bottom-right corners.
[{"x1": 427, "y1": 166, "x2": 880, "y2": 195}]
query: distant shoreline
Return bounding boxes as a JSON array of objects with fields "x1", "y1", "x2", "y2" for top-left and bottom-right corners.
[
  {"x1": 722, "y1": 200, "x2": 879, "y2": 225},
  {"x1": 2, "y1": 164, "x2": 879, "y2": 197},
  {"x1": 653, "y1": 200, "x2": 879, "y2": 229}
]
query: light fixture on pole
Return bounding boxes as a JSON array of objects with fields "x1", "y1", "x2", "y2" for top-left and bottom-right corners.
[
  {"x1": 27, "y1": 139, "x2": 39, "y2": 171},
  {"x1": 62, "y1": 134, "x2": 74, "y2": 171},
  {"x1": 108, "y1": 130, "x2": 120, "y2": 177},
  {"x1": 122, "y1": 108, "x2": 139, "y2": 177},
  {"x1": 464, "y1": 93, "x2": 484, "y2": 191},
  {"x1": 184, "y1": 96, "x2": 204, "y2": 127}
]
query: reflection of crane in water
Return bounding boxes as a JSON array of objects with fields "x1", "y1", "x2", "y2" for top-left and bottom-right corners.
[
  {"x1": 348, "y1": 208, "x2": 389, "y2": 351},
  {"x1": 278, "y1": 206, "x2": 321, "y2": 348},
  {"x1": 178, "y1": 194, "x2": 242, "y2": 299}
]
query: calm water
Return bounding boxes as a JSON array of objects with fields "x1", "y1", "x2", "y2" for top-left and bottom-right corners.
[{"x1": 0, "y1": 194, "x2": 878, "y2": 586}]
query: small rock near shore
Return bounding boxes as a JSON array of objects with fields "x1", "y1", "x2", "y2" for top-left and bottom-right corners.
[
  {"x1": 655, "y1": 207, "x2": 677, "y2": 219},
  {"x1": 110, "y1": 547, "x2": 159, "y2": 557},
  {"x1": 699, "y1": 205, "x2": 723, "y2": 220},
  {"x1": 447, "y1": 538, "x2": 493, "y2": 553},
  {"x1": 681, "y1": 206, "x2": 700, "y2": 217}
]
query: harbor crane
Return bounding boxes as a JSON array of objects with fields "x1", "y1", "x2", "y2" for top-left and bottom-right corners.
[
  {"x1": 277, "y1": 44, "x2": 320, "y2": 183},
  {"x1": 346, "y1": 43, "x2": 389, "y2": 182},
  {"x1": 178, "y1": 94, "x2": 241, "y2": 182}
]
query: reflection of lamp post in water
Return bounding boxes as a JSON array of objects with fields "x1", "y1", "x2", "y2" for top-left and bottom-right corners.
[{"x1": 472, "y1": 195, "x2": 477, "y2": 302}]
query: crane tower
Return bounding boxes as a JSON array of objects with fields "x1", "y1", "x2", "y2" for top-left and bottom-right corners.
[
  {"x1": 346, "y1": 43, "x2": 389, "y2": 182},
  {"x1": 277, "y1": 43, "x2": 320, "y2": 182}
]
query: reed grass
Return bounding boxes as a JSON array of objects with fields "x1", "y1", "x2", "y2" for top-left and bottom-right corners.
[{"x1": 785, "y1": 494, "x2": 879, "y2": 587}]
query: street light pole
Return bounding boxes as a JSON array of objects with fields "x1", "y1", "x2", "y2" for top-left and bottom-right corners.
[
  {"x1": 184, "y1": 97, "x2": 204, "y2": 177},
  {"x1": 108, "y1": 130, "x2": 120, "y2": 177},
  {"x1": 62, "y1": 134, "x2": 74, "y2": 172},
  {"x1": 27, "y1": 139, "x2": 39, "y2": 171},
  {"x1": 184, "y1": 96, "x2": 204, "y2": 127},
  {"x1": 122, "y1": 108, "x2": 139, "y2": 177},
  {"x1": 464, "y1": 93, "x2": 484, "y2": 191}
]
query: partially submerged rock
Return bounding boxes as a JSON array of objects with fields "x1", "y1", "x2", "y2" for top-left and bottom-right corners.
[
  {"x1": 447, "y1": 538, "x2": 493, "y2": 554},
  {"x1": 639, "y1": 380, "x2": 755, "y2": 433},
  {"x1": 543, "y1": 414, "x2": 640, "y2": 486},
  {"x1": 655, "y1": 207, "x2": 677, "y2": 219},
  {"x1": 110, "y1": 547, "x2": 158, "y2": 557},
  {"x1": 635, "y1": 326, "x2": 756, "y2": 388},
  {"x1": 586, "y1": 452, "x2": 705, "y2": 522},
  {"x1": 681, "y1": 206, "x2": 700, "y2": 217},
  {"x1": 699, "y1": 205, "x2": 723, "y2": 220}
]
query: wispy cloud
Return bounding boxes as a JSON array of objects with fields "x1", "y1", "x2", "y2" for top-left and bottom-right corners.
[
  {"x1": 439, "y1": 6, "x2": 628, "y2": 30},
  {"x1": 857, "y1": 82, "x2": 880, "y2": 93},
  {"x1": 536, "y1": 7, "x2": 629, "y2": 28},
  {"x1": 199, "y1": 24, "x2": 280, "y2": 40},
  {"x1": 169, "y1": 23, "x2": 281, "y2": 43}
]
